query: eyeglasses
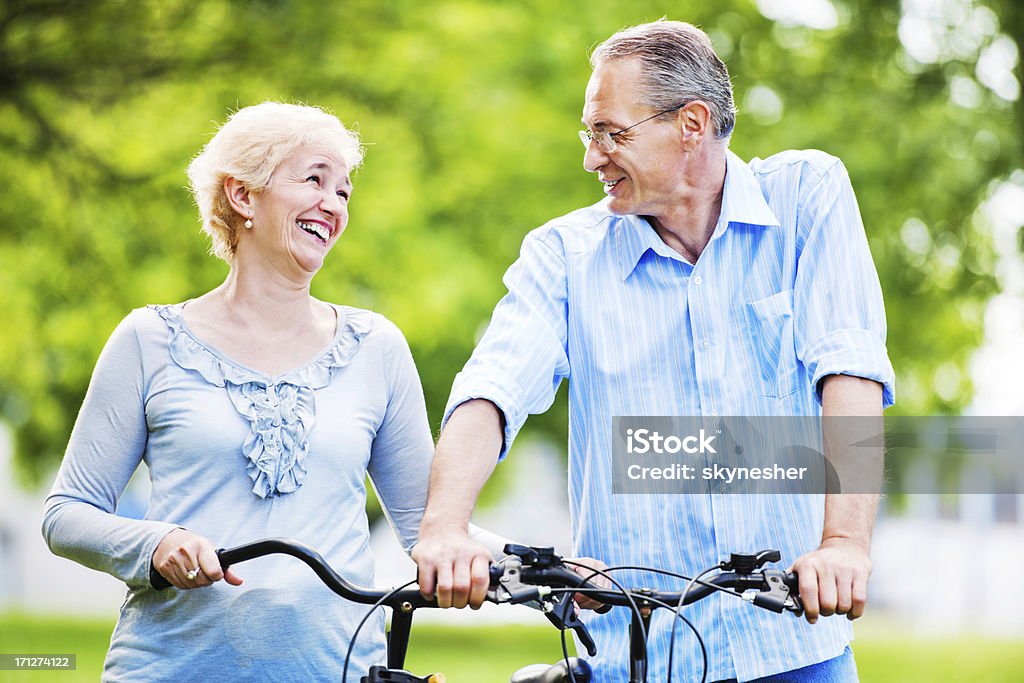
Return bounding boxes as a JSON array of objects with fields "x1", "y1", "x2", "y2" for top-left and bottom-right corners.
[{"x1": 579, "y1": 102, "x2": 690, "y2": 153}]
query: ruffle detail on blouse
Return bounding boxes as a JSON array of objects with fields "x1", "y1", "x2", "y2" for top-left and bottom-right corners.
[{"x1": 150, "y1": 303, "x2": 372, "y2": 498}]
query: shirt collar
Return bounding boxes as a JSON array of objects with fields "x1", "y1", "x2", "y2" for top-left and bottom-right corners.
[
  {"x1": 711, "y1": 149, "x2": 781, "y2": 239},
  {"x1": 615, "y1": 149, "x2": 780, "y2": 280}
]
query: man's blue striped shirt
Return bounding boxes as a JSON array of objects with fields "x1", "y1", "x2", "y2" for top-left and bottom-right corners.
[{"x1": 446, "y1": 149, "x2": 895, "y2": 681}]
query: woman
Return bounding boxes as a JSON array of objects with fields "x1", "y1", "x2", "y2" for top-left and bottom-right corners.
[{"x1": 42, "y1": 102, "x2": 438, "y2": 681}]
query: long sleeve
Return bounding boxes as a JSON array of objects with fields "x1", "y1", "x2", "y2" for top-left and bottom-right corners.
[
  {"x1": 41, "y1": 311, "x2": 179, "y2": 587},
  {"x1": 366, "y1": 317, "x2": 435, "y2": 553}
]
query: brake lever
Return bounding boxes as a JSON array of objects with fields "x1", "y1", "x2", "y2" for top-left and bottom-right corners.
[
  {"x1": 495, "y1": 546, "x2": 600, "y2": 657},
  {"x1": 541, "y1": 591, "x2": 598, "y2": 657},
  {"x1": 746, "y1": 569, "x2": 803, "y2": 617}
]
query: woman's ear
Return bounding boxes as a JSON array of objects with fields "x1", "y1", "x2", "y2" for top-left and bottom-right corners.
[{"x1": 224, "y1": 176, "x2": 253, "y2": 219}]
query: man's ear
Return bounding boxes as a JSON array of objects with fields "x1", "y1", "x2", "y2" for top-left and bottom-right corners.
[
  {"x1": 224, "y1": 176, "x2": 253, "y2": 219},
  {"x1": 679, "y1": 101, "x2": 712, "y2": 147}
]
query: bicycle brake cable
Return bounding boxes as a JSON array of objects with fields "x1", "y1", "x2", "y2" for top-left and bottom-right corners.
[
  {"x1": 646, "y1": 595, "x2": 708, "y2": 683},
  {"x1": 343, "y1": 579, "x2": 418, "y2": 682},
  {"x1": 604, "y1": 565, "x2": 745, "y2": 599},
  {"x1": 559, "y1": 560, "x2": 650, "y2": 683},
  {"x1": 667, "y1": 564, "x2": 720, "y2": 683}
]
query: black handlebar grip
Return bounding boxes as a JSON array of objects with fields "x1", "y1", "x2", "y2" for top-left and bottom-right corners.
[
  {"x1": 217, "y1": 548, "x2": 231, "y2": 570},
  {"x1": 752, "y1": 592, "x2": 786, "y2": 613},
  {"x1": 149, "y1": 564, "x2": 172, "y2": 591}
]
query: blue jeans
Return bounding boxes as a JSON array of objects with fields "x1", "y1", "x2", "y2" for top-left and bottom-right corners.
[{"x1": 713, "y1": 646, "x2": 858, "y2": 683}]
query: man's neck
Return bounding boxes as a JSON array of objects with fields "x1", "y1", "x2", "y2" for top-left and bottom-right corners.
[{"x1": 648, "y1": 146, "x2": 728, "y2": 264}]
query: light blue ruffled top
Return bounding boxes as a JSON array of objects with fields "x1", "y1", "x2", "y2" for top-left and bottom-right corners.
[
  {"x1": 43, "y1": 303, "x2": 434, "y2": 681},
  {"x1": 154, "y1": 303, "x2": 370, "y2": 499}
]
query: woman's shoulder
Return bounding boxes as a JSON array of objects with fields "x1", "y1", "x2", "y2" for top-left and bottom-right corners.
[
  {"x1": 108, "y1": 303, "x2": 180, "y2": 337},
  {"x1": 330, "y1": 304, "x2": 410, "y2": 349},
  {"x1": 114, "y1": 302, "x2": 187, "y2": 339}
]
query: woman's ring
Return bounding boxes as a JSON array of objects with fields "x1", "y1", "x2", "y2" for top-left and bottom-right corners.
[{"x1": 186, "y1": 567, "x2": 201, "y2": 581}]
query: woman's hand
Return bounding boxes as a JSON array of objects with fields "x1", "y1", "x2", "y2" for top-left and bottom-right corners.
[{"x1": 151, "y1": 528, "x2": 244, "y2": 590}]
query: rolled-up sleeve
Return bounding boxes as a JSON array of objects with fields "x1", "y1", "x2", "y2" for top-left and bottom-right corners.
[
  {"x1": 793, "y1": 160, "x2": 896, "y2": 408},
  {"x1": 444, "y1": 229, "x2": 571, "y2": 459}
]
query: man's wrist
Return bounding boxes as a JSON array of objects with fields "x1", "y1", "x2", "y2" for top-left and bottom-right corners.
[
  {"x1": 819, "y1": 534, "x2": 871, "y2": 554},
  {"x1": 419, "y1": 516, "x2": 471, "y2": 538}
]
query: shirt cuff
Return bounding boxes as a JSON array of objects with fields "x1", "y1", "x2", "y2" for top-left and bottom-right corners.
[{"x1": 803, "y1": 328, "x2": 896, "y2": 408}]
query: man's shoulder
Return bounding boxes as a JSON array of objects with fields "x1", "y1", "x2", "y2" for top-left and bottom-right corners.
[
  {"x1": 526, "y1": 199, "x2": 618, "y2": 251},
  {"x1": 748, "y1": 149, "x2": 843, "y2": 186}
]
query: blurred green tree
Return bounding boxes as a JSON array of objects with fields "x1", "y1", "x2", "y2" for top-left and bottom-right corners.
[{"x1": 0, "y1": 0, "x2": 1019, "y2": 497}]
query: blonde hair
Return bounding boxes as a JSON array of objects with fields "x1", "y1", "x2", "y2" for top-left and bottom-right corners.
[{"x1": 187, "y1": 102, "x2": 364, "y2": 262}]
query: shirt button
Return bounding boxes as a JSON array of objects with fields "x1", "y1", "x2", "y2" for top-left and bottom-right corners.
[
  {"x1": 693, "y1": 276, "x2": 703, "y2": 285},
  {"x1": 702, "y1": 339, "x2": 711, "y2": 349}
]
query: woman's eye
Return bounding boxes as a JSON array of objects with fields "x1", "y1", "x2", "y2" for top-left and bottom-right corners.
[
  {"x1": 337, "y1": 190, "x2": 350, "y2": 200},
  {"x1": 307, "y1": 175, "x2": 321, "y2": 184}
]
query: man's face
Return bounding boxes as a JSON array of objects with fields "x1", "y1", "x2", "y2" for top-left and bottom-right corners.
[{"x1": 581, "y1": 58, "x2": 688, "y2": 219}]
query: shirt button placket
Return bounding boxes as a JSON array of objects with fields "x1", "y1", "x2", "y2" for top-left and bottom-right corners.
[{"x1": 692, "y1": 271, "x2": 719, "y2": 417}]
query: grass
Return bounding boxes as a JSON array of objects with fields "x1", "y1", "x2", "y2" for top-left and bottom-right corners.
[
  {"x1": 0, "y1": 613, "x2": 111, "y2": 683},
  {"x1": 854, "y1": 632, "x2": 1024, "y2": 683},
  {"x1": 2, "y1": 612, "x2": 1024, "y2": 682}
]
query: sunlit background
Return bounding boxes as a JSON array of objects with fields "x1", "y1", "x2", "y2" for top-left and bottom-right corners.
[{"x1": 1, "y1": 0, "x2": 1022, "y2": 680}]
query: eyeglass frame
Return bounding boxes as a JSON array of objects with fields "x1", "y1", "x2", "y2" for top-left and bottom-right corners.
[{"x1": 579, "y1": 101, "x2": 692, "y2": 153}]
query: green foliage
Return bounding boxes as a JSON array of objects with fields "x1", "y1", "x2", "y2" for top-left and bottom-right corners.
[{"x1": 0, "y1": 0, "x2": 1020, "y2": 487}]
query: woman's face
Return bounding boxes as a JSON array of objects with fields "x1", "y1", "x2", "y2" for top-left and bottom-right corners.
[{"x1": 247, "y1": 142, "x2": 352, "y2": 276}]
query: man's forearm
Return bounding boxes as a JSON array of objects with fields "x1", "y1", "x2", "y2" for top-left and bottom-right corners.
[
  {"x1": 790, "y1": 374, "x2": 884, "y2": 622},
  {"x1": 822, "y1": 493, "x2": 878, "y2": 552},
  {"x1": 820, "y1": 374, "x2": 883, "y2": 551},
  {"x1": 419, "y1": 399, "x2": 504, "y2": 535}
]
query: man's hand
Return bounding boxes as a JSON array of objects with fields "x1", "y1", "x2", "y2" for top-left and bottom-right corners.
[
  {"x1": 413, "y1": 400, "x2": 504, "y2": 609},
  {"x1": 412, "y1": 525, "x2": 492, "y2": 609},
  {"x1": 567, "y1": 556, "x2": 611, "y2": 611},
  {"x1": 152, "y1": 528, "x2": 243, "y2": 590},
  {"x1": 790, "y1": 537, "x2": 871, "y2": 624}
]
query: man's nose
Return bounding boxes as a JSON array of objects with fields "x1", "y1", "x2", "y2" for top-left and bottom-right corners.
[{"x1": 583, "y1": 139, "x2": 608, "y2": 173}]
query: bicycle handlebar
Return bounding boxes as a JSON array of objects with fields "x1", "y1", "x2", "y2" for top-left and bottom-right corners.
[
  {"x1": 151, "y1": 537, "x2": 801, "y2": 616},
  {"x1": 151, "y1": 538, "x2": 803, "y2": 683},
  {"x1": 151, "y1": 537, "x2": 437, "y2": 609}
]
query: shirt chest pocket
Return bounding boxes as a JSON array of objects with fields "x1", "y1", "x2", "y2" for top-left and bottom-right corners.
[{"x1": 744, "y1": 289, "x2": 800, "y2": 399}]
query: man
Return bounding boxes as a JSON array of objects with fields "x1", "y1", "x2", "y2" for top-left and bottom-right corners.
[{"x1": 413, "y1": 20, "x2": 894, "y2": 682}]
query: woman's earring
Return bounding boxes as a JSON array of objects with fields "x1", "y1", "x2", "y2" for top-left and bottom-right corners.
[{"x1": 244, "y1": 218, "x2": 253, "y2": 229}]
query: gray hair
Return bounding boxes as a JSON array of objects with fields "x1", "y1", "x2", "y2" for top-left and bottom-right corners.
[
  {"x1": 590, "y1": 21, "x2": 736, "y2": 140},
  {"x1": 187, "y1": 102, "x2": 364, "y2": 263}
]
